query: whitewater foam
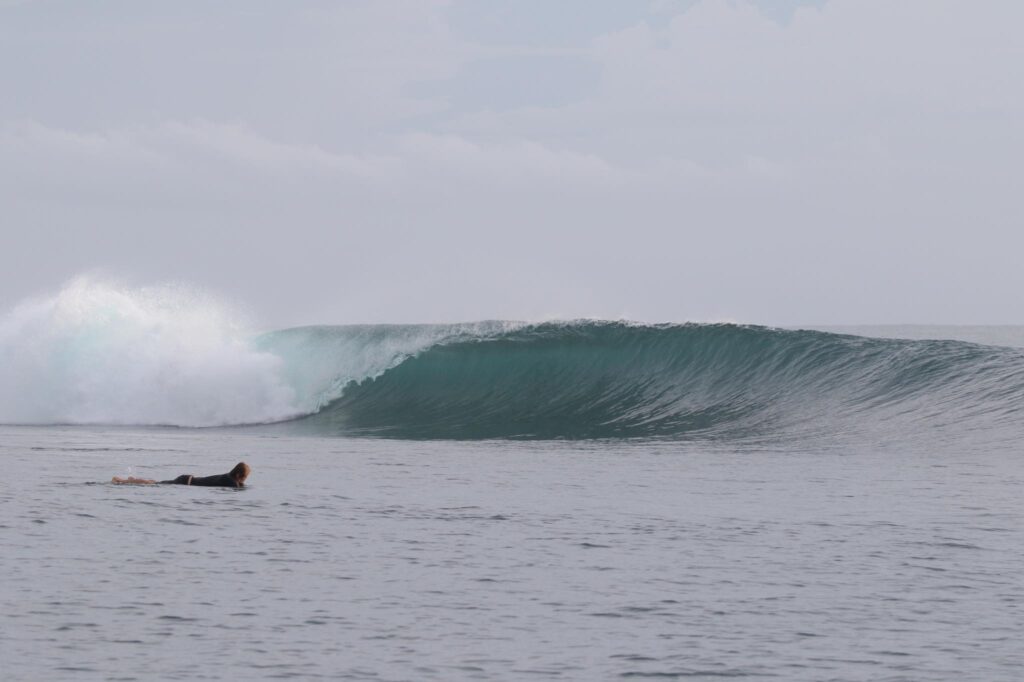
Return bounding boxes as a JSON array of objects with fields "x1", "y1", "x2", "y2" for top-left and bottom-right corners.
[{"x1": 0, "y1": 278, "x2": 298, "y2": 426}]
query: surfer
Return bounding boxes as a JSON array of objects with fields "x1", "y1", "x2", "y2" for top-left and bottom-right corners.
[{"x1": 112, "y1": 462, "x2": 251, "y2": 488}]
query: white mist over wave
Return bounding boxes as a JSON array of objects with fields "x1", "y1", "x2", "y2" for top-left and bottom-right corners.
[{"x1": 0, "y1": 278, "x2": 300, "y2": 426}]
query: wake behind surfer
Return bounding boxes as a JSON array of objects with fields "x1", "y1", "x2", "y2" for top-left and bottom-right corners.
[{"x1": 112, "y1": 462, "x2": 251, "y2": 488}]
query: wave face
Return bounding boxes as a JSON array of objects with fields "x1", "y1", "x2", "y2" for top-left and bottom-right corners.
[
  {"x1": 4, "y1": 281, "x2": 1024, "y2": 445},
  {"x1": 270, "y1": 321, "x2": 1024, "y2": 444}
]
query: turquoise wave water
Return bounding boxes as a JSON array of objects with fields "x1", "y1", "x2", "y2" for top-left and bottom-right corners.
[{"x1": 259, "y1": 322, "x2": 1024, "y2": 442}]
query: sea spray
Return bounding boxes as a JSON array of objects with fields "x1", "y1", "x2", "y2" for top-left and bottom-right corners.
[{"x1": 0, "y1": 278, "x2": 298, "y2": 426}]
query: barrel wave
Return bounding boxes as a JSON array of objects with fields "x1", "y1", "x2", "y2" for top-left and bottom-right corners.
[
  {"x1": 4, "y1": 280, "x2": 1024, "y2": 444},
  {"x1": 266, "y1": 322, "x2": 1024, "y2": 444}
]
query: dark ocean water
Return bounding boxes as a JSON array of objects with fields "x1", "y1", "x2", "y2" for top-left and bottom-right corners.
[{"x1": 3, "y1": 320, "x2": 1024, "y2": 680}]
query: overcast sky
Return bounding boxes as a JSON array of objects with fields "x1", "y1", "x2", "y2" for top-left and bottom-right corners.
[{"x1": 2, "y1": 0, "x2": 1022, "y2": 327}]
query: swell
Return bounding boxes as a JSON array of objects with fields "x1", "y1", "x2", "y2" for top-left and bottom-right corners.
[
  {"x1": 283, "y1": 322, "x2": 1024, "y2": 443},
  {"x1": 5, "y1": 278, "x2": 1023, "y2": 444}
]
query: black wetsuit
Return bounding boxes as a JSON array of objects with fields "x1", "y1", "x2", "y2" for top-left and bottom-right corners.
[{"x1": 161, "y1": 473, "x2": 242, "y2": 488}]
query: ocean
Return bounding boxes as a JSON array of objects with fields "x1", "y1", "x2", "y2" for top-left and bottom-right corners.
[{"x1": 3, "y1": 285, "x2": 1024, "y2": 680}]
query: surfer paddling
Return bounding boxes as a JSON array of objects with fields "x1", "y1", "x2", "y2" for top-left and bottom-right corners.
[{"x1": 112, "y1": 462, "x2": 251, "y2": 488}]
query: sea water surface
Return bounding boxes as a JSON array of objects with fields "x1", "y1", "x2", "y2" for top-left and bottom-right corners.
[
  {"x1": 3, "y1": 283, "x2": 1024, "y2": 680},
  {"x1": 3, "y1": 427, "x2": 1024, "y2": 681}
]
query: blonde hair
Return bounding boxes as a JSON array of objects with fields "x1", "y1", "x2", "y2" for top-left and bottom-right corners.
[{"x1": 230, "y1": 462, "x2": 251, "y2": 484}]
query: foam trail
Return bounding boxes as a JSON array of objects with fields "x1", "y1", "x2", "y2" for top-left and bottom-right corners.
[{"x1": 0, "y1": 278, "x2": 298, "y2": 426}]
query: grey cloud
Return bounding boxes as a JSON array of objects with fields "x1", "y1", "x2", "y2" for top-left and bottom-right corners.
[{"x1": 2, "y1": 1, "x2": 1023, "y2": 326}]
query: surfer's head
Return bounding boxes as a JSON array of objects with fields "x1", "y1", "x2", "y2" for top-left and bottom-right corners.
[{"x1": 230, "y1": 462, "x2": 251, "y2": 485}]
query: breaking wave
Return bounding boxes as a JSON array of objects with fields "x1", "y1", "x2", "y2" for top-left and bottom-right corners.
[
  {"x1": 4, "y1": 279, "x2": 1024, "y2": 445},
  {"x1": 278, "y1": 322, "x2": 1024, "y2": 443}
]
